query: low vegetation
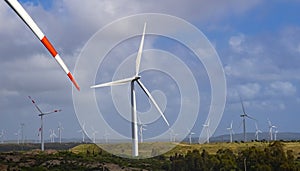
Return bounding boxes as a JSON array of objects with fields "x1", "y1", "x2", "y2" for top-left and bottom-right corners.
[{"x1": 0, "y1": 141, "x2": 299, "y2": 170}]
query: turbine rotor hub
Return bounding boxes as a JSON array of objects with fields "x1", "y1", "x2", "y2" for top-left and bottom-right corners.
[{"x1": 133, "y1": 75, "x2": 141, "y2": 81}]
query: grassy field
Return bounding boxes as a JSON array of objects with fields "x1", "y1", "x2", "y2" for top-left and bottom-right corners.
[{"x1": 70, "y1": 141, "x2": 300, "y2": 159}]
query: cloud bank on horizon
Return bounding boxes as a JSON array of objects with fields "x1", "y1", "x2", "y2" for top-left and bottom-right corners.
[{"x1": 0, "y1": 0, "x2": 300, "y2": 140}]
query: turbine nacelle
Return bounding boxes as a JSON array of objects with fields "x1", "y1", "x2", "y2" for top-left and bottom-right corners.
[{"x1": 133, "y1": 76, "x2": 141, "y2": 81}]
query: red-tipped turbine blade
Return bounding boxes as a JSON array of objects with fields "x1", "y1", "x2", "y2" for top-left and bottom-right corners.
[
  {"x1": 5, "y1": 0, "x2": 80, "y2": 91},
  {"x1": 28, "y1": 96, "x2": 43, "y2": 114}
]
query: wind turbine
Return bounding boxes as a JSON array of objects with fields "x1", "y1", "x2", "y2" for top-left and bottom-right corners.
[
  {"x1": 268, "y1": 119, "x2": 276, "y2": 141},
  {"x1": 274, "y1": 129, "x2": 278, "y2": 141},
  {"x1": 227, "y1": 121, "x2": 234, "y2": 143},
  {"x1": 15, "y1": 128, "x2": 21, "y2": 144},
  {"x1": 239, "y1": 96, "x2": 256, "y2": 142},
  {"x1": 91, "y1": 127, "x2": 98, "y2": 143},
  {"x1": 137, "y1": 115, "x2": 147, "y2": 143},
  {"x1": 103, "y1": 129, "x2": 110, "y2": 144},
  {"x1": 202, "y1": 119, "x2": 210, "y2": 143},
  {"x1": 0, "y1": 130, "x2": 5, "y2": 144},
  {"x1": 49, "y1": 129, "x2": 57, "y2": 143},
  {"x1": 57, "y1": 122, "x2": 63, "y2": 144},
  {"x1": 20, "y1": 123, "x2": 25, "y2": 144},
  {"x1": 28, "y1": 96, "x2": 61, "y2": 151},
  {"x1": 187, "y1": 129, "x2": 195, "y2": 144},
  {"x1": 78, "y1": 122, "x2": 87, "y2": 143},
  {"x1": 91, "y1": 23, "x2": 169, "y2": 157},
  {"x1": 5, "y1": 0, "x2": 80, "y2": 91},
  {"x1": 168, "y1": 129, "x2": 179, "y2": 142},
  {"x1": 169, "y1": 129, "x2": 174, "y2": 142},
  {"x1": 254, "y1": 122, "x2": 262, "y2": 141}
]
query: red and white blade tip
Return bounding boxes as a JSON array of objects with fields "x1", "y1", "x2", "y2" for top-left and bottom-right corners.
[
  {"x1": 5, "y1": 0, "x2": 80, "y2": 91},
  {"x1": 67, "y1": 72, "x2": 80, "y2": 91}
]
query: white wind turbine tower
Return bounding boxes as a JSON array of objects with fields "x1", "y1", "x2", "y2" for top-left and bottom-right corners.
[
  {"x1": 187, "y1": 129, "x2": 195, "y2": 144},
  {"x1": 138, "y1": 115, "x2": 147, "y2": 143},
  {"x1": 169, "y1": 129, "x2": 174, "y2": 142},
  {"x1": 255, "y1": 122, "x2": 262, "y2": 141},
  {"x1": 274, "y1": 129, "x2": 278, "y2": 141},
  {"x1": 49, "y1": 129, "x2": 57, "y2": 143},
  {"x1": 103, "y1": 129, "x2": 110, "y2": 144},
  {"x1": 91, "y1": 127, "x2": 98, "y2": 143},
  {"x1": 91, "y1": 23, "x2": 169, "y2": 157},
  {"x1": 15, "y1": 128, "x2": 21, "y2": 144},
  {"x1": 202, "y1": 119, "x2": 210, "y2": 143},
  {"x1": 78, "y1": 122, "x2": 87, "y2": 143},
  {"x1": 173, "y1": 132, "x2": 179, "y2": 142},
  {"x1": 227, "y1": 121, "x2": 234, "y2": 143},
  {"x1": 268, "y1": 119, "x2": 276, "y2": 141},
  {"x1": 0, "y1": 130, "x2": 5, "y2": 144},
  {"x1": 28, "y1": 96, "x2": 61, "y2": 151},
  {"x1": 20, "y1": 123, "x2": 25, "y2": 144},
  {"x1": 57, "y1": 122, "x2": 63, "y2": 144},
  {"x1": 169, "y1": 129, "x2": 178, "y2": 142},
  {"x1": 239, "y1": 95, "x2": 256, "y2": 142}
]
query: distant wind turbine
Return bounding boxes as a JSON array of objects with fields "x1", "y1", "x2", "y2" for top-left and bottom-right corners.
[
  {"x1": 57, "y1": 122, "x2": 63, "y2": 144},
  {"x1": 173, "y1": 132, "x2": 179, "y2": 142},
  {"x1": 169, "y1": 129, "x2": 174, "y2": 142},
  {"x1": 274, "y1": 129, "x2": 278, "y2": 141},
  {"x1": 202, "y1": 119, "x2": 210, "y2": 143},
  {"x1": 91, "y1": 127, "x2": 98, "y2": 143},
  {"x1": 91, "y1": 23, "x2": 169, "y2": 157},
  {"x1": 227, "y1": 121, "x2": 234, "y2": 143},
  {"x1": 49, "y1": 129, "x2": 57, "y2": 143},
  {"x1": 103, "y1": 129, "x2": 110, "y2": 144},
  {"x1": 20, "y1": 123, "x2": 25, "y2": 144},
  {"x1": 138, "y1": 115, "x2": 147, "y2": 143},
  {"x1": 78, "y1": 122, "x2": 87, "y2": 143},
  {"x1": 169, "y1": 129, "x2": 179, "y2": 142},
  {"x1": 268, "y1": 119, "x2": 276, "y2": 141},
  {"x1": 28, "y1": 96, "x2": 61, "y2": 151},
  {"x1": 187, "y1": 129, "x2": 195, "y2": 144},
  {"x1": 239, "y1": 95, "x2": 256, "y2": 142},
  {"x1": 0, "y1": 130, "x2": 5, "y2": 144},
  {"x1": 14, "y1": 128, "x2": 21, "y2": 144},
  {"x1": 254, "y1": 122, "x2": 262, "y2": 141}
]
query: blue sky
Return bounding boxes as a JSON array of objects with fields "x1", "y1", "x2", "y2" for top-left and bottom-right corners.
[{"x1": 1, "y1": 0, "x2": 300, "y2": 142}]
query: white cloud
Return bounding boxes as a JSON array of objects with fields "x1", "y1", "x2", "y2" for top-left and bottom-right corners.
[
  {"x1": 266, "y1": 81, "x2": 297, "y2": 96},
  {"x1": 229, "y1": 34, "x2": 245, "y2": 52},
  {"x1": 237, "y1": 83, "x2": 261, "y2": 99}
]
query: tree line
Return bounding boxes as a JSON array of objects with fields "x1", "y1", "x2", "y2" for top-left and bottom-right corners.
[{"x1": 169, "y1": 141, "x2": 299, "y2": 171}]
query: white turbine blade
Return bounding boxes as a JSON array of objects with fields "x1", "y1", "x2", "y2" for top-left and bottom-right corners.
[
  {"x1": 5, "y1": 0, "x2": 80, "y2": 91},
  {"x1": 91, "y1": 76, "x2": 135, "y2": 88},
  {"x1": 246, "y1": 114, "x2": 256, "y2": 121},
  {"x1": 137, "y1": 115, "x2": 144, "y2": 127},
  {"x1": 28, "y1": 96, "x2": 43, "y2": 114},
  {"x1": 43, "y1": 109, "x2": 61, "y2": 116},
  {"x1": 136, "y1": 80, "x2": 169, "y2": 126},
  {"x1": 268, "y1": 119, "x2": 272, "y2": 127},
  {"x1": 239, "y1": 95, "x2": 247, "y2": 115},
  {"x1": 135, "y1": 23, "x2": 147, "y2": 76}
]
